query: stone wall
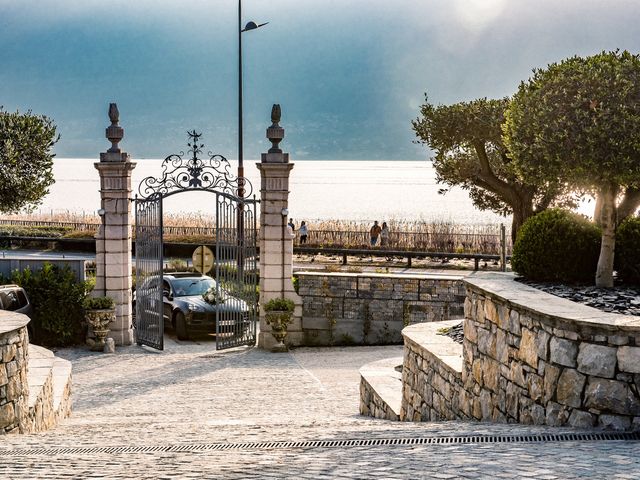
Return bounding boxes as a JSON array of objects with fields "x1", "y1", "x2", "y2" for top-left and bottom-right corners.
[
  {"x1": 401, "y1": 320, "x2": 467, "y2": 422},
  {"x1": 296, "y1": 272, "x2": 465, "y2": 346},
  {"x1": 359, "y1": 357, "x2": 403, "y2": 421},
  {"x1": 399, "y1": 273, "x2": 640, "y2": 431},
  {"x1": 0, "y1": 312, "x2": 29, "y2": 434}
]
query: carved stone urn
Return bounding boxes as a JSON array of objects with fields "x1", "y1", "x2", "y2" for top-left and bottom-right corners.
[{"x1": 84, "y1": 297, "x2": 116, "y2": 352}]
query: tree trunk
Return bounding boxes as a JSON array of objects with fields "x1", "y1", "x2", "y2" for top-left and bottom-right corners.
[
  {"x1": 510, "y1": 199, "x2": 534, "y2": 244},
  {"x1": 595, "y1": 184, "x2": 617, "y2": 288},
  {"x1": 593, "y1": 194, "x2": 603, "y2": 226},
  {"x1": 617, "y1": 186, "x2": 640, "y2": 225}
]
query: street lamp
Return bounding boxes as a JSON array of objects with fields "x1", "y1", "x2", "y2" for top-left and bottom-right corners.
[{"x1": 238, "y1": 0, "x2": 267, "y2": 197}]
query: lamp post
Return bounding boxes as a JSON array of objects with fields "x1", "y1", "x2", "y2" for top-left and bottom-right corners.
[{"x1": 238, "y1": 0, "x2": 267, "y2": 197}]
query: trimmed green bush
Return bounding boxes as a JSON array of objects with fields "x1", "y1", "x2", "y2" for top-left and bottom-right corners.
[
  {"x1": 511, "y1": 209, "x2": 601, "y2": 282},
  {"x1": 7, "y1": 263, "x2": 90, "y2": 346},
  {"x1": 84, "y1": 296, "x2": 115, "y2": 310},
  {"x1": 264, "y1": 298, "x2": 295, "y2": 312},
  {"x1": 615, "y1": 217, "x2": 640, "y2": 284}
]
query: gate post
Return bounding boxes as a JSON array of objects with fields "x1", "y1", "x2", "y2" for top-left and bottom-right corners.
[
  {"x1": 94, "y1": 104, "x2": 136, "y2": 346},
  {"x1": 257, "y1": 105, "x2": 302, "y2": 349}
]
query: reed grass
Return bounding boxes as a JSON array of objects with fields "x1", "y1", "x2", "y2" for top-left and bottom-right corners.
[{"x1": 0, "y1": 212, "x2": 511, "y2": 254}]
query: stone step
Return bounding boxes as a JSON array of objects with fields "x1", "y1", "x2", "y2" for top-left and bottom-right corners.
[
  {"x1": 24, "y1": 345, "x2": 72, "y2": 433},
  {"x1": 359, "y1": 356, "x2": 403, "y2": 421},
  {"x1": 51, "y1": 357, "x2": 72, "y2": 416},
  {"x1": 26, "y1": 345, "x2": 54, "y2": 410}
]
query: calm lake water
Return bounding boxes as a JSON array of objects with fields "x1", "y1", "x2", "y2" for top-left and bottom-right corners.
[{"x1": 42, "y1": 158, "x2": 514, "y2": 224}]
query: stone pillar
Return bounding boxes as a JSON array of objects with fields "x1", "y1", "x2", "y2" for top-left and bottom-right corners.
[
  {"x1": 257, "y1": 105, "x2": 302, "y2": 349},
  {"x1": 94, "y1": 104, "x2": 136, "y2": 346}
]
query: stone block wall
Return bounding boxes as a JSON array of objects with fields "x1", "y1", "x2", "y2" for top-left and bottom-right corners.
[
  {"x1": 399, "y1": 273, "x2": 640, "y2": 431},
  {"x1": 401, "y1": 320, "x2": 467, "y2": 422},
  {"x1": 296, "y1": 272, "x2": 465, "y2": 346},
  {"x1": 360, "y1": 376, "x2": 399, "y2": 421},
  {"x1": 0, "y1": 313, "x2": 29, "y2": 434}
]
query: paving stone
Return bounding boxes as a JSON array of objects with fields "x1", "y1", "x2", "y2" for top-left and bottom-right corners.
[{"x1": 0, "y1": 337, "x2": 639, "y2": 478}]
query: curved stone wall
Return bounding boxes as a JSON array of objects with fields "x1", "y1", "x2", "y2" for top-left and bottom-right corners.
[
  {"x1": 0, "y1": 312, "x2": 29, "y2": 434},
  {"x1": 400, "y1": 273, "x2": 640, "y2": 430}
]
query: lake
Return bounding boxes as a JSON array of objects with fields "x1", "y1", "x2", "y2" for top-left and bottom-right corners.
[{"x1": 40, "y1": 158, "x2": 530, "y2": 225}]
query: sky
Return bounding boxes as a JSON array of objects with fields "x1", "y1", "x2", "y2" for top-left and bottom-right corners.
[{"x1": 2, "y1": 0, "x2": 640, "y2": 160}]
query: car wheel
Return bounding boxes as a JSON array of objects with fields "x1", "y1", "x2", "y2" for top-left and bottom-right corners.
[{"x1": 175, "y1": 311, "x2": 189, "y2": 341}]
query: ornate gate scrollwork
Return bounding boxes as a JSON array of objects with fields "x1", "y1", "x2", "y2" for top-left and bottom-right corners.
[{"x1": 134, "y1": 131, "x2": 259, "y2": 351}]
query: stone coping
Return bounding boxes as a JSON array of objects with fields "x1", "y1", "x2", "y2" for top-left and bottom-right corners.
[
  {"x1": 359, "y1": 356, "x2": 403, "y2": 417},
  {"x1": 0, "y1": 310, "x2": 30, "y2": 335},
  {"x1": 464, "y1": 272, "x2": 640, "y2": 333},
  {"x1": 295, "y1": 271, "x2": 466, "y2": 281},
  {"x1": 402, "y1": 320, "x2": 463, "y2": 374}
]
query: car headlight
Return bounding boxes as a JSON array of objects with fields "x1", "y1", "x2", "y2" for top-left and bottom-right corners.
[{"x1": 188, "y1": 304, "x2": 204, "y2": 312}]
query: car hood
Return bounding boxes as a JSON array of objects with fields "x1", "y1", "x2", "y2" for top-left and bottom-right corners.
[{"x1": 178, "y1": 295, "x2": 249, "y2": 312}]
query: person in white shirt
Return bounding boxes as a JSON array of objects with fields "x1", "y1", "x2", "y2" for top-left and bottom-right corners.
[{"x1": 299, "y1": 221, "x2": 308, "y2": 244}]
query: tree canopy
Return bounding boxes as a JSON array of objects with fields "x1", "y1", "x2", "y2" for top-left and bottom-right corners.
[
  {"x1": 504, "y1": 50, "x2": 640, "y2": 287},
  {"x1": 0, "y1": 109, "x2": 58, "y2": 213},
  {"x1": 412, "y1": 97, "x2": 570, "y2": 241}
]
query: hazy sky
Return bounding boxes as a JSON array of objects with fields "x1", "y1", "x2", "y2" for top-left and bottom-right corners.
[{"x1": 2, "y1": 0, "x2": 640, "y2": 160}]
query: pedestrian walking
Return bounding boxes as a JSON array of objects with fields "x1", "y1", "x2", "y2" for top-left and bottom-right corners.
[
  {"x1": 380, "y1": 221, "x2": 390, "y2": 248},
  {"x1": 288, "y1": 218, "x2": 295, "y2": 232},
  {"x1": 299, "y1": 221, "x2": 308, "y2": 244},
  {"x1": 369, "y1": 220, "x2": 382, "y2": 247}
]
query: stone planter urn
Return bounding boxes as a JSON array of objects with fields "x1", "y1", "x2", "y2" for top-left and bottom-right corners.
[
  {"x1": 264, "y1": 298, "x2": 295, "y2": 353},
  {"x1": 84, "y1": 296, "x2": 116, "y2": 352}
]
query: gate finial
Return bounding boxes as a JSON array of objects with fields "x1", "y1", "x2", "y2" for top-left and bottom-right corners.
[
  {"x1": 267, "y1": 104, "x2": 284, "y2": 154},
  {"x1": 106, "y1": 103, "x2": 124, "y2": 153}
]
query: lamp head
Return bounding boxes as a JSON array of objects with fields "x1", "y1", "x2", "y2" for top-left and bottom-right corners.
[{"x1": 242, "y1": 21, "x2": 268, "y2": 32}]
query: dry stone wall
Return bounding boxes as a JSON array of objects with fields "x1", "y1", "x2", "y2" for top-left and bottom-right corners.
[
  {"x1": 0, "y1": 312, "x2": 29, "y2": 434},
  {"x1": 399, "y1": 273, "x2": 640, "y2": 431},
  {"x1": 296, "y1": 272, "x2": 465, "y2": 346},
  {"x1": 401, "y1": 320, "x2": 467, "y2": 422}
]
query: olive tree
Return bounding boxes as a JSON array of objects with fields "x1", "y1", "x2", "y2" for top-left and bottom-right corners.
[
  {"x1": 504, "y1": 51, "x2": 640, "y2": 287},
  {"x1": 0, "y1": 109, "x2": 58, "y2": 213},
  {"x1": 412, "y1": 97, "x2": 571, "y2": 241}
]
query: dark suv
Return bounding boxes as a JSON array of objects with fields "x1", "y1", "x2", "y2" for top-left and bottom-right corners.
[
  {"x1": 135, "y1": 273, "x2": 251, "y2": 340},
  {"x1": 0, "y1": 284, "x2": 34, "y2": 338}
]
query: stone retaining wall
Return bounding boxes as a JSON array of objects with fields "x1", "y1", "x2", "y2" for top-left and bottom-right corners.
[
  {"x1": 296, "y1": 272, "x2": 465, "y2": 346},
  {"x1": 401, "y1": 320, "x2": 466, "y2": 422},
  {"x1": 359, "y1": 357, "x2": 403, "y2": 421},
  {"x1": 400, "y1": 273, "x2": 640, "y2": 431},
  {"x1": 0, "y1": 312, "x2": 29, "y2": 434}
]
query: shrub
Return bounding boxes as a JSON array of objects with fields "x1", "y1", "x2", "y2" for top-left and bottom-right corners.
[
  {"x1": 9, "y1": 263, "x2": 90, "y2": 346},
  {"x1": 615, "y1": 217, "x2": 640, "y2": 284},
  {"x1": 511, "y1": 209, "x2": 601, "y2": 282},
  {"x1": 84, "y1": 296, "x2": 115, "y2": 310},
  {"x1": 263, "y1": 298, "x2": 295, "y2": 312}
]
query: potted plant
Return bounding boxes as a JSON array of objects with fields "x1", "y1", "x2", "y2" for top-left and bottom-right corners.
[
  {"x1": 263, "y1": 297, "x2": 295, "y2": 352},
  {"x1": 84, "y1": 296, "x2": 115, "y2": 351}
]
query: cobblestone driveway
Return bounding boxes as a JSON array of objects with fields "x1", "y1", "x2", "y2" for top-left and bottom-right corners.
[{"x1": 1, "y1": 336, "x2": 639, "y2": 478}]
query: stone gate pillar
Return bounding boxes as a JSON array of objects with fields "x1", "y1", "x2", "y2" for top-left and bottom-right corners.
[
  {"x1": 94, "y1": 104, "x2": 136, "y2": 346},
  {"x1": 257, "y1": 105, "x2": 302, "y2": 350}
]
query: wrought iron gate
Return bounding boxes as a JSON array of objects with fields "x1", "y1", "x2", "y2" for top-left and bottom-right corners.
[
  {"x1": 134, "y1": 195, "x2": 164, "y2": 350},
  {"x1": 214, "y1": 194, "x2": 258, "y2": 349},
  {"x1": 134, "y1": 131, "x2": 259, "y2": 351}
]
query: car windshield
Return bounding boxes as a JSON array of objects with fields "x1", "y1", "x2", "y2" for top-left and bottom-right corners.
[{"x1": 171, "y1": 278, "x2": 216, "y2": 297}]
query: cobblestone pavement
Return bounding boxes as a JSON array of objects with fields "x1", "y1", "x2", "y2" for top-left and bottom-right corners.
[{"x1": 1, "y1": 336, "x2": 639, "y2": 478}]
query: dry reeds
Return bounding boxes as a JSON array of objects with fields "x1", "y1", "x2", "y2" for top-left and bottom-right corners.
[{"x1": 0, "y1": 212, "x2": 511, "y2": 254}]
